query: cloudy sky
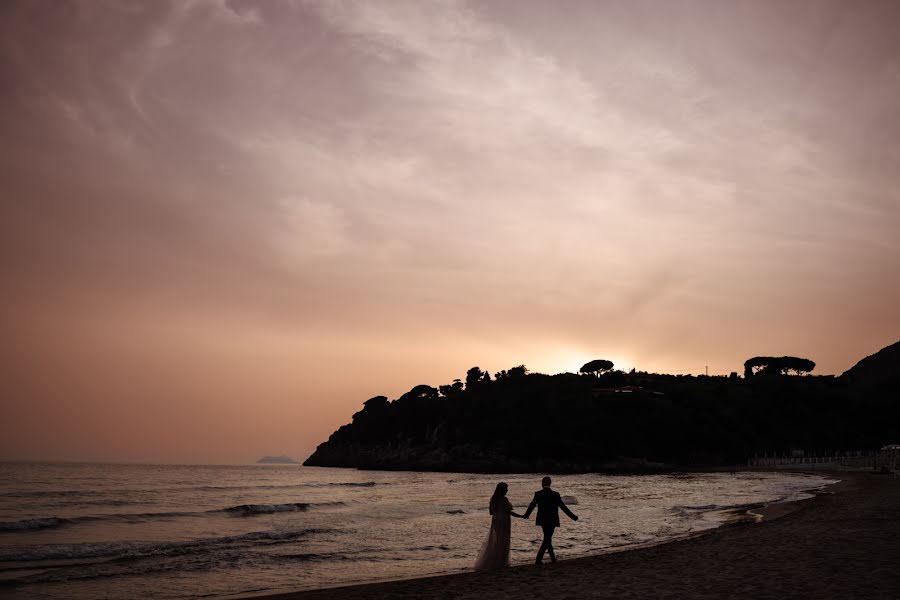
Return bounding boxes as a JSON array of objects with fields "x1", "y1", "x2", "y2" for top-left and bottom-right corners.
[{"x1": 2, "y1": 0, "x2": 898, "y2": 463}]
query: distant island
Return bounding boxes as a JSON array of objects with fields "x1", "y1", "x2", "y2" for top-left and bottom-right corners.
[
  {"x1": 305, "y1": 340, "x2": 900, "y2": 473},
  {"x1": 257, "y1": 455, "x2": 300, "y2": 464}
]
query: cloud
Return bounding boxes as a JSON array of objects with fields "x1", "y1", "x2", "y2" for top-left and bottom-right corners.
[{"x1": 276, "y1": 196, "x2": 350, "y2": 259}]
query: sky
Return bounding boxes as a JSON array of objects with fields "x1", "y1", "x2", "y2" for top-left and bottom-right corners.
[{"x1": 1, "y1": 0, "x2": 899, "y2": 463}]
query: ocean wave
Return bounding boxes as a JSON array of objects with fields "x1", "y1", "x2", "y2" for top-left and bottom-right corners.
[
  {"x1": 219, "y1": 503, "x2": 312, "y2": 516},
  {"x1": 327, "y1": 481, "x2": 377, "y2": 487},
  {"x1": 668, "y1": 504, "x2": 726, "y2": 522},
  {"x1": 166, "y1": 481, "x2": 377, "y2": 492},
  {"x1": 0, "y1": 481, "x2": 378, "y2": 500},
  {"x1": 218, "y1": 501, "x2": 344, "y2": 516},
  {"x1": 1, "y1": 501, "x2": 345, "y2": 534},
  {"x1": 0, "y1": 511, "x2": 192, "y2": 534},
  {"x1": 0, "y1": 489, "x2": 116, "y2": 499},
  {"x1": 272, "y1": 552, "x2": 351, "y2": 562},
  {"x1": 0, "y1": 528, "x2": 333, "y2": 563},
  {"x1": 47, "y1": 499, "x2": 146, "y2": 510},
  {"x1": 0, "y1": 517, "x2": 71, "y2": 532}
]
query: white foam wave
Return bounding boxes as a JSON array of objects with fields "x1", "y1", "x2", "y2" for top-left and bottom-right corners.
[{"x1": 0, "y1": 528, "x2": 332, "y2": 562}]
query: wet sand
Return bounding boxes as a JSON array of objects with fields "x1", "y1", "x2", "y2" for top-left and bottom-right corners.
[{"x1": 251, "y1": 471, "x2": 900, "y2": 600}]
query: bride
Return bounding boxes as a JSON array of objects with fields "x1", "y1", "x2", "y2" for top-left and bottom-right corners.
[{"x1": 474, "y1": 482, "x2": 525, "y2": 570}]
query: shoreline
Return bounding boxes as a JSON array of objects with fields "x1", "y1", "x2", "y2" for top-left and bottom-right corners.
[{"x1": 239, "y1": 470, "x2": 896, "y2": 600}]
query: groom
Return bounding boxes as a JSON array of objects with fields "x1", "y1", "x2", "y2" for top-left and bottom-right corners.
[{"x1": 522, "y1": 476, "x2": 578, "y2": 564}]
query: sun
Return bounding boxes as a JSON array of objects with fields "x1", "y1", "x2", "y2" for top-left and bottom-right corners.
[{"x1": 533, "y1": 349, "x2": 634, "y2": 376}]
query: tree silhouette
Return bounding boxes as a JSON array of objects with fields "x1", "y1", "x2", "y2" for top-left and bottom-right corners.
[
  {"x1": 466, "y1": 367, "x2": 485, "y2": 390},
  {"x1": 744, "y1": 356, "x2": 816, "y2": 378},
  {"x1": 495, "y1": 365, "x2": 528, "y2": 380},
  {"x1": 362, "y1": 395, "x2": 389, "y2": 410},
  {"x1": 783, "y1": 357, "x2": 816, "y2": 375},
  {"x1": 580, "y1": 359, "x2": 614, "y2": 377},
  {"x1": 439, "y1": 379, "x2": 464, "y2": 398},
  {"x1": 508, "y1": 365, "x2": 528, "y2": 378},
  {"x1": 397, "y1": 384, "x2": 438, "y2": 402}
]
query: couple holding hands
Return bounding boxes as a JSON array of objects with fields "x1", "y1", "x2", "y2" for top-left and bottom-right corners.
[{"x1": 474, "y1": 476, "x2": 579, "y2": 571}]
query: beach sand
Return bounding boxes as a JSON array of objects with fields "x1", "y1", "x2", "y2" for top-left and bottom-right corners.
[{"x1": 251, "y1": 471, "x2": 900, "y2": 600}]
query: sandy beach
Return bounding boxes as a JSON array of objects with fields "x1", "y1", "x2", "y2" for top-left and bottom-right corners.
[{"x1": 250, "y1": 471, "x2": 900, "y2": 600}]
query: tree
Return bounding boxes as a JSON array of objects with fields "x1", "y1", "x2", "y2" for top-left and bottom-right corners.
[
  {"x1": 744, "y1": 356, "x2": 816, "y2": 378},
  {"x1": 439, "y1": 379, "x2": 464, "y2": 398},
  {"x1": 507, "y1": 365, "x2": 528, "y2": 379},
  {"x1": 362, "y1": 396, "x2": 389, "y2": 410},
  {"x1": 580, "y1": 359, "x2": 614, "y2": 377},
  {"x1": 466, "y1": 367, "x2": 485, "y2": 390},
  {"x1": 351, "y1": 396, "x2": 390, "y2": 425},
  {"x1": 782, "y1": 357, "x2": 816, "y2": 376},
  {"x1": 397, "y1": 384, "x2": 438, "y2": 403},
  {"x1": 495, "y1": 365, "x2": 528, "y2": 381}
]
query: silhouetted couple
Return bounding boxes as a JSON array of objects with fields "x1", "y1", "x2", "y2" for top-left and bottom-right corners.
[{"x1": 474, "y1": 476, "x2": 578, "y2": 571}]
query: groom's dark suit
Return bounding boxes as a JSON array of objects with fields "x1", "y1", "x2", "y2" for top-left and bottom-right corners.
[{"x1": 523, "y1": 487, "x2": 578, "y2": 563}]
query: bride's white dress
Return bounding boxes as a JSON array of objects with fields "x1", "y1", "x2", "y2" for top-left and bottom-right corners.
[{"x1": 474, "y1": 496, "x2": 512, "y2": 571}]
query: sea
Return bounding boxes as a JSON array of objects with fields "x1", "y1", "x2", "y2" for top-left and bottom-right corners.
[{"x1": 0, "y1": 463, "x2": 837, "y2": 599}]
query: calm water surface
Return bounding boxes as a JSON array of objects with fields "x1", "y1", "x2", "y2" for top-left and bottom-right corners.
[{"x1": 0, "y1": 463, "x2": 836, "y2": 599}]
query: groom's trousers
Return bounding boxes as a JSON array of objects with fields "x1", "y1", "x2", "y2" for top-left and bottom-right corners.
[{"x1": 537, "y1": 525, "x2": 556, "y2": 563}]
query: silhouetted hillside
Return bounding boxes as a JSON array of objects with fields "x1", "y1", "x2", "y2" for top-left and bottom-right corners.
[
  {"x1": 842, "y1": 340, "x2": 900, "y2": 386},
  {"x1": 305, "y1": 341, "x2": 900, "y2": 473}
]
